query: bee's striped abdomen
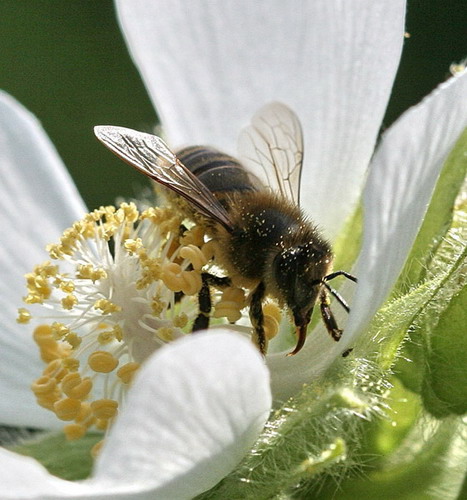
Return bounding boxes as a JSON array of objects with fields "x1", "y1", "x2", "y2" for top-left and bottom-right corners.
[{"x1": 177, "y1": 146, "x2": 261, "y2": 195}]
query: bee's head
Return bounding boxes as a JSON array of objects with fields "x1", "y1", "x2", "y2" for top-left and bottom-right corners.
[{"x1": 271, "y1": 243, "x2": 332, "y2": 351}]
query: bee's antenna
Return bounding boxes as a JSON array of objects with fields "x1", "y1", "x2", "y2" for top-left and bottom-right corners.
[
  {"x1": 323, "y1": 270, "x2": 357, "y2": 283},
  {"x1": 319, "y1": 270, "x2": 357, "y2": 313},
  {"x1": 322, "y1": 282, "x2": 350, "y2": 313}
]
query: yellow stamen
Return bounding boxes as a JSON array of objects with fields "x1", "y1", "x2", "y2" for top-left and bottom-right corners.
[
  {"x1": 94, "y1": 299, "x2": 121, "y2": 314},
  {"x1": 117, "y1": 362, "x2": 140, "y2": 384},
  {"x1": 124, "y1": 238, "x2": 143, "y2": 255},
  {"x1": 42, "y1": 359, "x2": 68, "y2": 381},
  {"x1": 173, "y1": 313, "x2": 188, "y2": 329},
  {"x1": 61, "y1": 373, "x2": 93, "y2": 399},
  {"x1": 63, "y1": 423, "x2": 87, "y2": 441},
  {"x1": 91, "y1": 399, "x2": 118, "y2": 420},
  {"x1": 24, "y1": 201, "x2": 249, "y2": 446},
  {"x1": 179, "y1": 244, "x2": 208, "y2": 270},
  {"x1": 65, "y1": 333, "x2": 81, "y2": 349},
  {"x1": 76, "y1": 264, "x2": 108, "y2": 282},
  {"x1": 50, "y1": 322, "x2": 70, "y2": 339},
  {"x1": 88, "y1": 351, "x2": 119, "y2": 373},
  {"x1": 91, "y1": 440, "x2": 105, "y2": 459},
  {"x1": 63, "y1": 357, "x2": 80, "y2": 372},
  {"x1": 31, "y1": 375, "x2": 58, "y2": 396},
  {"x1": 214, "y1": 287, "x2": 245, "y2": 322},
  {"x1": 16, "y1": 308, "x2": 31, "y2": 324},
  {"x1": 180, "y1": 225, "x2": 205, "y2": 247},
  {"x1": 53, "y1": 398, "x2": 82, "y2": 421},
  {"x1": 157, "y1": 326, "x2": 174, "y2": 342},
  {"x1": 61, "y1": 294, "x2": 78, "y2": 310}
]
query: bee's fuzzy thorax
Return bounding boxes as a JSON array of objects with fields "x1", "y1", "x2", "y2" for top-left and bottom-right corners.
[{"x1": 211, "y1": 191, "x2": 332, "y2": 290}]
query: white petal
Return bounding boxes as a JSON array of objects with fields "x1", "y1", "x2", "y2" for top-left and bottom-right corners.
[
  {"x1": 93, "y1": 331, "x2": 271, "y2": 499},
  {"x1": 346, "y1": 70, "x2": 467, "y2": 339},
  {"x1": 0, "y1": 91, "x2": 87, "y2": 427},
  {"x1": 0, "y1": 448, "x2": 95, "y2": 499},
  {"x1": 116, "y1": 0, "x2": 406, "y2": 237},
  {"x1": 0, "y1": 332, "x2": 270, "y2": 499},
  {"x1": 267, "y1": 323, "x2": 348, "y2": 402},
  {"x1": 0, "y1": 446, "x2": 150, "y2": 499}
]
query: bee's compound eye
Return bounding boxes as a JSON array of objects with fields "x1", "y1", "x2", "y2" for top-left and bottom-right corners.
[{"x1": 272, "y1": 249, "x2": 299, "y2": 294}]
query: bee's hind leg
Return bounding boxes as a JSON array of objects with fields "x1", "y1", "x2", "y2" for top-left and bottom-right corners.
[
  {"x1": 192, "y1": 273, "x2": 231, "y2": 332},
  {"x1": 319, "y1": 288, "x2": 342, "y2": 341},
  {"x1": 249, "y1": 282, "x2": 267, "y2": 355}
]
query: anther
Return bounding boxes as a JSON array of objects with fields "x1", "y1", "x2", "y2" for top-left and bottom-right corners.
[{"x1": 88, "y1": 351, "x2": 119, "y2": 373}]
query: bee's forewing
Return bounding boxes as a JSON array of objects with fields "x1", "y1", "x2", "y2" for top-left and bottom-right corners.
[
  {"x1": 94, "y1": 126, "x2": 234, "y2": 231},
  {"x1": 238, "y1": 102, "x2": 304, "y2": 206}
]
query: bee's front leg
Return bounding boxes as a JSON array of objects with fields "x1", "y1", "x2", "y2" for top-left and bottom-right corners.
[
  {"x1": 319, "y1": 288, "x2": 342, "y2": 341},
  {"x1": 192, "y1": 273, "x2": 231, "y2": 331},
  {"x1": 249, "y1": 281, "x2": 267, "y2": 355}
]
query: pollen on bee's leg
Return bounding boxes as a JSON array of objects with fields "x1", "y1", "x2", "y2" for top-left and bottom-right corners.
[{"x1": 263, "y1": 302, "x2": 282, "y2": 340}]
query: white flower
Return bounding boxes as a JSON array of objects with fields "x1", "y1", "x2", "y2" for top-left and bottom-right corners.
[{"x1": 0, "y1": 0, "x2": 467, "y2": 493}]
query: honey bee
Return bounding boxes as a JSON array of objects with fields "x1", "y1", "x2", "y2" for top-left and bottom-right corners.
[{"x1": 94, "y1": 102, "x2": 356, "y2": 355}]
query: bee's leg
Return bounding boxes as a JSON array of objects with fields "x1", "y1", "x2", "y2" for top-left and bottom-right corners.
[
  {"x1": 192, "y1": 274, "x2": 211, "y2": 331},
  {"x1": 204, "y1": 273, "x2": 231, "y2": 289},
  {"x1": 319, "y1": 288, "x2": 342, "y2": 341},
  {"x1": 249, "y1": 282, "x2": 267, "y2": 355},
  {"x1": 192, "y1": 273, "x2": 231, "y2": 332}
]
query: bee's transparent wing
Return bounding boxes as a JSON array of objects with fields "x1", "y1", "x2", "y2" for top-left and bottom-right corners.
[
  {"x1": 238, "y1": 102, "x2": 304, "y2": 205},
  {"x1": 94, "y1": 126, "x2": 234, "y2": 231}
]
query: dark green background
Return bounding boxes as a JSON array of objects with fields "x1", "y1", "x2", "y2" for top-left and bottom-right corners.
[{"x1": 0, "y1": 0, "x2": 465, "y2": 210}]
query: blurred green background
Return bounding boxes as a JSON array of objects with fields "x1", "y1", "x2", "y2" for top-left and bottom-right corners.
[{"x1": 0, "y1": 0, "x2": 465, "y2": 210}]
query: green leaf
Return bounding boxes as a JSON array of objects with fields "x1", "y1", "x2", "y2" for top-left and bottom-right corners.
[
  {"x1": 358, "y1": 378, "x2": 422, "y2": 460},
  {"x1": 306, "y1": 414, "x2": 467, "y2": 500},
  {"x1": 395, "y1": 209, "x2": 467, "y2": 402},
  {"x1": 396, "y1": 128, "x2": 467, "y2": 292},
  {"x1": 422, "y1": 285, "x2": 467, "y2": 416},
  {"x1": 363, "y1": 274, "x2": 446, "y2": 373},
  {"x1": 11, "y1": 431, "x2": 100, "y2": 480}
]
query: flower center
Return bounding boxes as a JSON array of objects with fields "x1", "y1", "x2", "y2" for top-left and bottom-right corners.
[{"x1": 18, "y1": 202, "x2": 282, "y2": 449}]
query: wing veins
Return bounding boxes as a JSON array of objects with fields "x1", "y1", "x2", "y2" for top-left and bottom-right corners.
[{"x1": 94, "y1": 126, "x2": 234, "y2": 232}]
